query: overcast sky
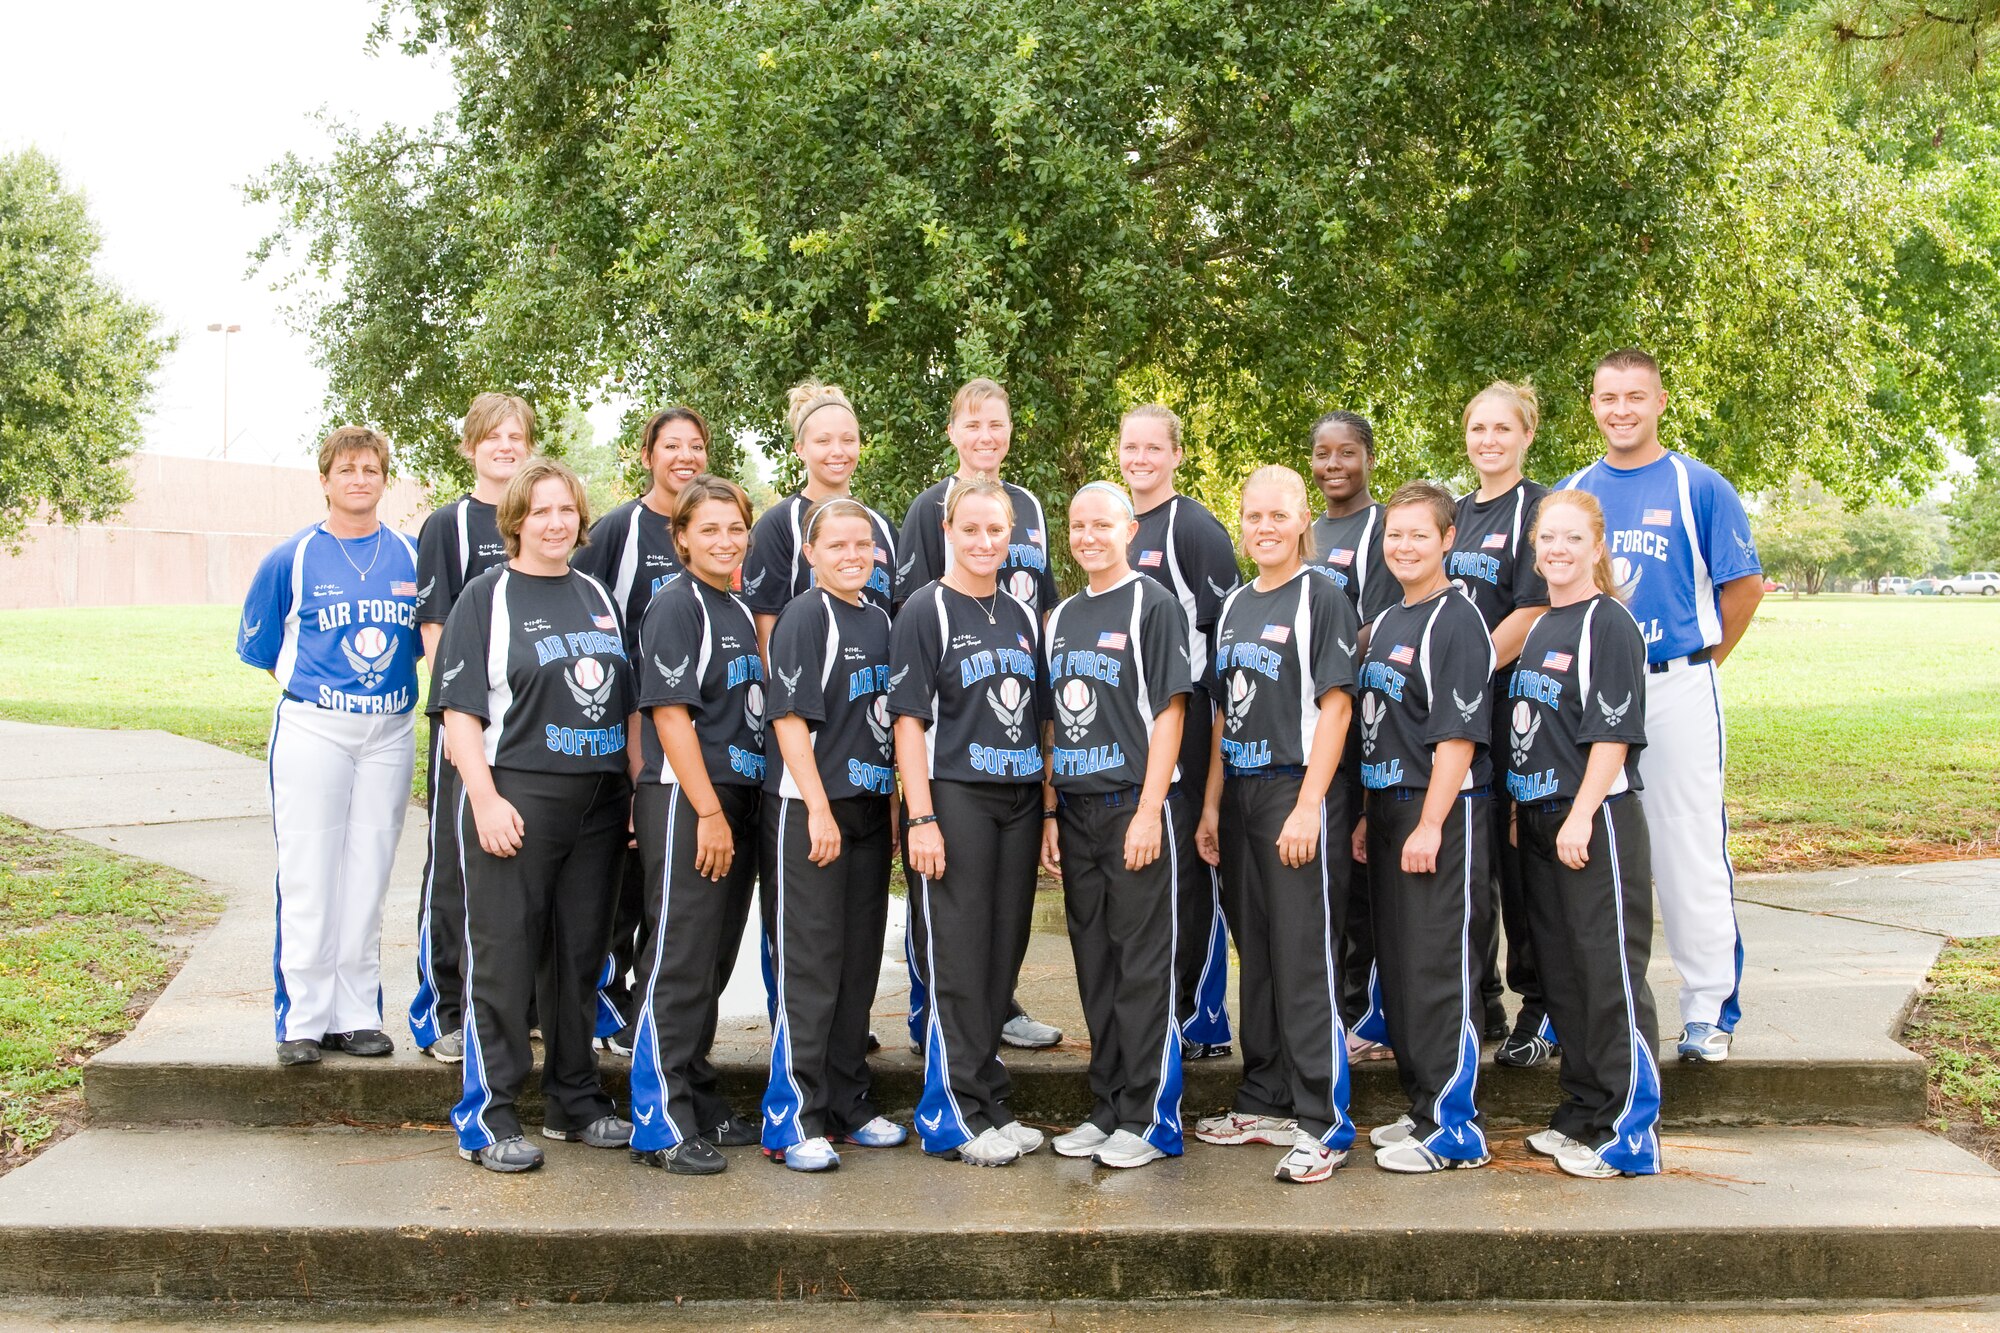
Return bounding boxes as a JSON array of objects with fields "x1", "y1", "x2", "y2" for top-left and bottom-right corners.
[{"x1": 1, "y1": 2, "x2": 457, "y2": 468}]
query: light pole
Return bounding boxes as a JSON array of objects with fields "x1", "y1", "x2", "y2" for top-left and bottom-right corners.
[{"x1": 206, "y1": 323, "x2": 241, "y2": 459}]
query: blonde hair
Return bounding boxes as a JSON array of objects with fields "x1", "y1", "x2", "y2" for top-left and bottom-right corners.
[
  {"x1": 1462, "y1": 379, "x2": 1540, "y2": 436},
  {"x1": 1533, "y1": 491, "x2": 1621, "y2": 599},
  {"x1": 801, "y1": 495, "x2": 874, "y2": 546},
  {"x1": 949, "y1": 377, "x2": 1010, "y2": 425},
  {"x1": 943, "y1": 476, "x2": 1014, "y2": 529},
  {"x1": 787, "y1": 380, "x2": 857, "y2": 442},
  {"x1": 1384, "y1": 481, "x2": 1457, "y2": 537},
  {"x1": 317, "y1": 425, "x2": 390, "y2": 478},
  {"x1": 1120, "y1": 403, "x2": 1182, "y2": 450},
  {"x1": 1239, "y1": 465, "x2": 1317, "y2": 564},
  {"x1": 497, "y1": 459, "x2": 590, "y2": 559},
  {"x1": 671, "y1": 474, "x2": 755, "y2": 563},
  {"x1": 461, "y1": 392, "x2": 535, "y2": 458}
]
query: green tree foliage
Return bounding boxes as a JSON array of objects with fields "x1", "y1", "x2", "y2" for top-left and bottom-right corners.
[
  {"x1": 253, "y1": 1, "x2": 1997, "y2": 512},
  {"x1": 1757, "y1": 498, "x2": 1851, "y2": 595},
  {"x1": 1816, "y1": 0, "x2": 2000, "y2": 92},
  {"x1": 1946, "y1": 458, "x2": 2000, "y2": 569},
  {"x1": 1839, "y1": 503, "x2": 1945, "y2": 587},
  {"x1": 0, "y1": 149, "x2": 172, "y2": 545}
]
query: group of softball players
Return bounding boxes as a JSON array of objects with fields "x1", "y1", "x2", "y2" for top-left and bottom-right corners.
[{"x1": 246, "y1": 345, "x2": 1764, "y2": 1186}]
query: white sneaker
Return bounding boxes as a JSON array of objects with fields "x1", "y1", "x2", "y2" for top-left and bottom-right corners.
[
  {"x1": 1346, "y1": 1034, "x2": 1393, "y2": 1062},
  {"x1": 956, "y1": 1126, "x2": 1022, "y2": 1167},
  {"x1": 780, "y1": 1137, "x2": 840, "y2": 1173},
  {"x1": 1368, "y1": 1115, "x2": 1415, "y2": 1148},
  {"x1": 1194, "y1": 1111, "x2": 1297, "y2": 1145},
  {"x1": 1556, "y1": 1148, "x2": 1626, "y2": 1179},
  {"x1": 997, "y1": 1121, "x2": 1044, "y2": 1154},
  {"x1": 1093, "y1": 1129, "x2": 1166, "y2": 1170},
  {"x1": 1274, "y1": 1130, "x2": 1346, "y2": 1183},
  {"x1": 1000, "y1": 1014, "x2": 1064, "y2": 1048},
  {"x1": 1053, "y1": 1123, "x2": 1111, "y2": 1158},
  {"x1": 1526, "y1": 1128, "x2": 1590, "y2": 1158},
  {"x1": 1374, "y1": 1138, "x2": 1488, "y2": 1173}
]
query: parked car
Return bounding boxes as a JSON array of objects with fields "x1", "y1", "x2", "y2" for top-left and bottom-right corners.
[
  {"x1": 1908, "y1": 577, "x2": 1943, "y2": 595},
  {"x1": 1880, "y1": 576, "x2": 1912, "y2": 595},
  {"x1": 1938, "y1": 571, "x2": 2000, "y2": 596},
  {"x1": 1760, "y1": 578, "x2": 1789, "y2": 592}
]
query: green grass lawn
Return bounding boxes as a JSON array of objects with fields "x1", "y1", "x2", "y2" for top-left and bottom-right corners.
[
  {"x1": 0, "y1": 596, "x2": 1993, "y2": 873},
  {"x1": 1903, "y1": 935, "x2": 2000, "y2": 1166},
  {"x1": 0, "y1": 815, "x2": 220, "y2": 1169}
]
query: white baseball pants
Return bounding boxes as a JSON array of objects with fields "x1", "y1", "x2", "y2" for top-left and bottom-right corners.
[
  {"x1": 1638, "y1": 660, "x2": 1743, "y2": 1032},
  {"x1": 268, "y1": 697, "x2": 416, "y2": 1042}
]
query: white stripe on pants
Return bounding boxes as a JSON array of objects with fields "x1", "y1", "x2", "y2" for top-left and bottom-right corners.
[
  {"x1": 1637, "y1": 662, "x2": 1740, "y2": 1030},
  {"x1": 270, "y1": 698, "x2": 416, "y2": 1041}
]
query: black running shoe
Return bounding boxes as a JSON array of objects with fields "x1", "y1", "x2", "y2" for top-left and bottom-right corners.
[
  {"x1": 632, "y1": 1139, "x2": 727, "y2": 1175},
  {"x1": 320, "y1": 1029, "x2": 394, "y2": 1057},
  {"x1": 708, "y1": 1113, "x2": 760, "y2": 1147},
  {"x1": 276, "y1": 1039, "x2": 321, "y2": 1066},
  {"x1": 1495, "y1": 1030, "x2": 1559, "y2": 1068}
]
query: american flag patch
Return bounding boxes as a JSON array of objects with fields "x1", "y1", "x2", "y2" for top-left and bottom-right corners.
[
  {"x1": 1027, "y1": 529, "x2": 1042, "y2": 543},
  {"x1": 1098, "y1": 631, "x2": 1128, "y2": 650},
  {"x1": 1542, "y1": 650, "x2": 1573, "y2": 671},
  {"x1": 1482, "y1": 533, "x2": 1508, "y2": 549},
  {"x1": 1261, "y1": 624, "x2": 1290, "y2": 643},
  {"x1": 1389, "y1": 644, "x2": 1415, "y2": 666},
  {"x1": 391, "y1": 580, "x2": 417, "y2": 597},
  {"x1": 1138, "y1": 549, "x2": 1164, "y2": 568},
  {"x1": 593, "y1": 615, "x2": 618, "y2": 631},
  {"x1": 1018, "y1": 634, "x2": 1033, "y2": 652},
  {"x1": 1643, "y1": 508, "x2": 1673, "y2": 526},
  {"x1": 1328, "y1": 548, "x2": 1355, "y2": 567},
  {"x1": 874, "y1": 546, "x2": 889, "y2": 563}
]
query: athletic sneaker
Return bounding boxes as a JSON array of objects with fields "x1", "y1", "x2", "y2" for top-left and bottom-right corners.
[
  {"x1": 597, "y1": 1031, "x2": 633, "y2": 1058},
  {"x1": 1000, "y1": 1013, "x2": 1064, "y2": 1049},
  {"x1": 866, "y1": 1030, "x2": 882, "y2": 1053},
  {"x1": 1181, "y1": 1039, "x2": 1234, "y2": 1061},
  {"x1": 1526, "y1": 1128, "x2": 1591, "y2": 1159},
  {"x1": 1482, "y1": 1003, "x2": 1510, "y2": 1042},
  {"x1": 1556, "y1": 1147, "x2": 1627, "y2": 1179},
  {"x1": 1373, "y1": 1139, "x2": 1489, "y2": 1173},
  {"x1": 1368, "y1": 1115, "x2": 1415, "y2": 1148},
  {"x1": 1274, "y1": 1131, "x2": 1346, "y2": 1183},
  {"x1": 1093, "y1": 1129, "x2": 1166, "y2": 1170},
  {"x1": 997, "y1": 1121, "x2": 1044, "y2": 1154},
  {"x1": 769, "y1": 1137, "x2": 840, "y2": 1172},
  {"x1": 631, "y1": 1139, "x2": 726, "y2": 1176},
  {"x1": 1678, "y1": 1022, "x2": 1731, "y2": 1063},
  {"x1": 1495, "y1": 1030, "x2": 1559, "y2": 1068},
  {"x1": 708, "y1": 1114, "x2": 761, "y2": 1147},
  {"x1": 832, "y1": 1116, "x2": 907, "y2": 1148},
  {"x1": 1345, "y1": 1034, "x2": 1393, "y2": 1063},
  {"x1": 542, "y1": 1115, "x2": 633, "y2": 1149},
  {"x1": 461, "y1": 1136, "x2": 544, "y2": 1173},
  {"x1": 320, "y1": 1029, "x2": 394, "y2": 1057},
  {"x1": 276, "y1": 1039, "x2": 321, "y2": 1066},
  {"x1": 954, "y1": 1127, "x2": 1022, "y2": 1167},
  {"x1": 1053, "y1": 1123, "x2": 1111, "y2": 1158},
  {"x1": 1195, "y1": 1111, "x2": 1297, "y2": 1146},
  {"x1": 424, "y1": 1030, "x2": 465, "y2": 1064}
]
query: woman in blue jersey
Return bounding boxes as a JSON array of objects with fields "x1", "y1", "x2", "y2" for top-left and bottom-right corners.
[
  {"x1": 891, "y1": 479, "x2": 1051, "y2": 1167},
  {"x1": 744, "y1": 382, "x2": 898, "y2": 654},
  {"x1": 435, "y1": 460, "x2": 637, "y2": 1173},
  {"x1": 238, "y1": 426, "x2": 423, "y2": 1067},
  {"x1": 758, "y1": 497, "x2": 908, "y2": 1172},
  {"x1": 1507, "y1": 490, "x2": 1661, "y2": 1179},
  {"x1": 626, "y1": 475, "x2": 768, "y2": 1176}
]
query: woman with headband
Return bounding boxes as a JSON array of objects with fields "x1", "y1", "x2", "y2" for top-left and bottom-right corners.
[
  {"x1": 1195, "y1": 465, "x2": 1362, "y2": 1184},
  {"x1": 890, "y1": 478, "x2": 1051, "y2": 1167},
  {"x1": 743, "y1": 382, "x2": 900, "y2": 656},
  {"x1": 1041, "y1": 481, "x2": 1190, "y2": 1169},
  {"x1": 757, "y1": 495, "x2": 908, "y2": 1172}
]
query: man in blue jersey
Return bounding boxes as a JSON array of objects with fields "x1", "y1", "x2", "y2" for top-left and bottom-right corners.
[
  {"x1": 239, "y1": 426, "x2": 424, "y2": 1066},
  {"x1": 1562, "y1": 349, "x2": 1763, "y2": 1063}
]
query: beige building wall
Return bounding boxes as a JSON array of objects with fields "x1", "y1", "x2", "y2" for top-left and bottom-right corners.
[{"x1": 0, "y1": 454, "x2": 432, "y2": 611}]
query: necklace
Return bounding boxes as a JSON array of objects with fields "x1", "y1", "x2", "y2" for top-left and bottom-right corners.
[
  {"x1": 333, "y1": 527, "x2": 383, "y2": 582},
  {"x1": 947, "y1": 576, "x2": 1000, "y2": 624}
]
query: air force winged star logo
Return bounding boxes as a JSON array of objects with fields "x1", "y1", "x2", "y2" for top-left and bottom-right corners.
[
  {"x1": 565, "y1": 657, "x2": 615, "y2": 721},
  {"x1": 1452, "y1": 688, "x2": 1484, "y2": 724},
  {"x1": 888, "y1": 665, "x2": 911, "y2": 693},
  {"x1": 653, "y1": 654, "x2": 690, "y2": 690},
  {"x1": 1358, "y1": 691, "x2": 1385, "y2": 755},
  {"x1": 341, "y1": 629, "x2": 399, "y2": 690},
  {"x1": 442, "y1": 660, "x2": 466, "y2": 687},
  {"x1": 1055, "y1": 677, "x2": 1098, "y2": 742},
  {"x1": 741, "y1": 568, "x2": 768, "y2": 595},
  {"x1": 417, "y1": 576, "x2": 436, "y2": 602},
  {"x1": 919, "y1": 1109, "x2": 943, "y2": 1132},
  {"x1": 896, "y1": 552, "x2": 918, "y2": 582},
  {"x1": 1597, "y1": 691, "x2": 1634, "y2": 727},
  {"x1": 240, "y1": 620, "x2": 260, "y2": 643},
  {"x1": 1338, "y1": 637, "x2": 1355, "y2": 658},
  {"x1": 987, "y1": 677, "x2": 1031, "y2": 742},
  {"x1": 1509, "y1": 700, "x2": 1542, "y2": 768},
  {"x1": 776, "y1": 665, "x2": 803, "y2": 696},
  {"x1": 1207, "y1": 575, "x2": 1234, "y2": 601}
]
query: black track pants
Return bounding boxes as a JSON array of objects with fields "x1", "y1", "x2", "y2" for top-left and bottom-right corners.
[
  {"x1": 1365, "y1": 787, "x2": 1489, "y2": 1160},
  {"x1": 409, "y1": 719, "x2": 466, "y2": 1048},
  {"x1": 1335, "y1": 772, "x2": 1387, "y2": 1040},
  {"x1": 599, "y1": 852, "x2": 646, "y2": 1030},
  {"x1": 451, "y1": 768, "x2": 627, "y2": 1150},
  {"x1": 1475, "y1": 676, "x2": 1548, "y2": 1037},
  {"x1": 627, "y1": 782, "x2": 761, "y2": 1152},
  {"x1": 1216, "y1": 773, "x2": 1354, "y2": 1147},
  {"x1": 760, "y1": 794, "x2": 894, "y2": 1147},
  {"x1": 1171, "y1": 689, "x2": 1232, "y2": 1045},
  {"x1": 1518, "y1": 795, "x2": 1662, "y2": 1173},
  {"x1": 909, "y1": 779, "x2": 1041, "y2": 1154},
  {"x1": 1056, "y1": 791, "x2": 1185, "y2": 1153}
]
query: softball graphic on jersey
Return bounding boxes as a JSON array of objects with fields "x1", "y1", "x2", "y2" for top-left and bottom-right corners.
[
  {"x1": 1359, "y1": 691, "x2": 1386, "y2": 756},
  {"x1": 744, "y1": 681, "x2": 766, "y2": 737},
  {"x1": 341, "y1": 626, "x2": 398, "y2": 690},
  {"x1": 988, "y1": 676, "x2": 1030, "y2": 742},
  {"x1": 1224, "y1": 670, "x2": 1256, "y2": 734},
  {"x1": 1055, "y1": 676, "x2": 1098, "y2": 743},
  {"x1": 565, "y1": 656, "x2": 614, "y2": 721},
  {"x1": 1612, "y1": 556, "x2": 1642, "y2": 599},
  {"x1": 866, "y1": 695, "x2": 892, "y2": 750},
  {"x1": 1510, "y1": 699, "x2": 1541, "y2": 769},
  {"x1": 1006, "y1": 570, "x2": 1038, "y2": 606}
]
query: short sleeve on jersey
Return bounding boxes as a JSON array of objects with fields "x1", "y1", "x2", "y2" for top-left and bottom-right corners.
[
  {"x1": 765, "y1": 594, "x2": 831, "y2": 724},
  {"x1": 742, "y1": 499, "x2": 801, "y2": 614},
  {"x1": 237, "y1": 542, "x2": 292, "y2": 670},
  {"x1": 894, "y1": 491, "x2": 945, "y2": 608},
  {"x1": 1422, "y1": 600, "x2": 1495, "y2": 747},
  {"x1": 1181, "y1": 504, "x2": 1241, "y2": 634},
  {"x1": 1576, "y1": 602, "x2": 1649, "y2": 750},
  {"x1": 414, "y1": 504, "x2": 460, "y2": 625},
  {"x1": 637, "y1": 589, "x2": 706, "y2": 711},
  {"x1": 887, "y1": 587, "x2": 944, "y2": 723},
  {"x1": 1305, "y1": 577, "x2": 1361, "y2": 700},
  {"x1": 1138, "y1": 590, "x2": 1193, "y2": 716},
  {"x1": 434, "y1": 585, "x2": 497, "y2": 719},
  {"x1": 1694, "y1": 465, "x2": 1761, "y2": 584}
]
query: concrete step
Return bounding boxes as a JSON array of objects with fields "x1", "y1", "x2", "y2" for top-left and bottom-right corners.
[{"x1": 2, "y1": 1124, "x2": 1996, "y2": 1306}]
